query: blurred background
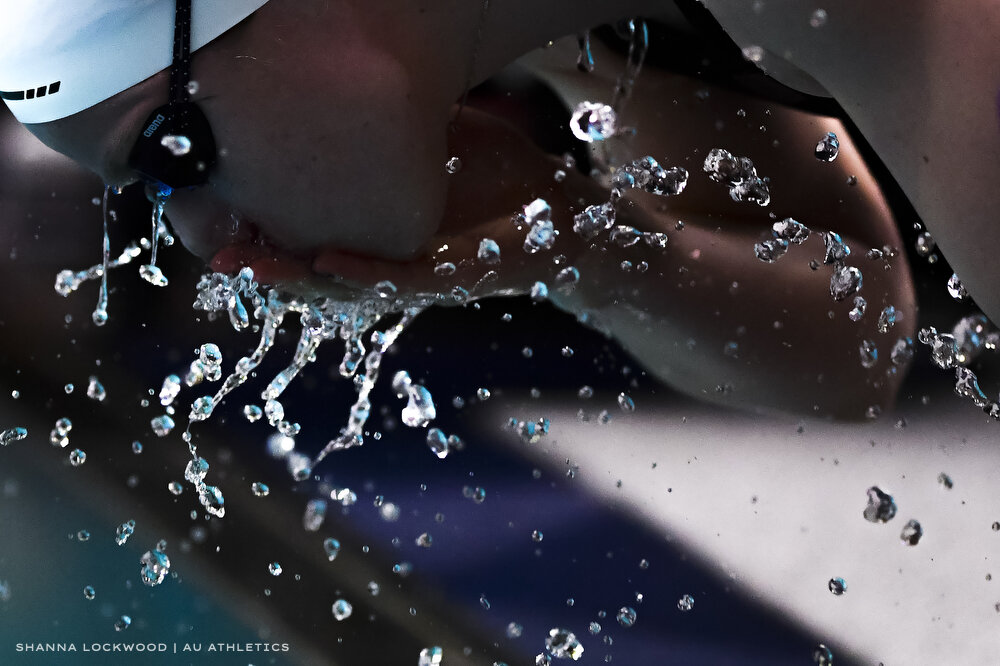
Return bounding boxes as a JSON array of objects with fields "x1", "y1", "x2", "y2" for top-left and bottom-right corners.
[{"x1": 0, "y1": 47, "x2": 998, "y2": 666}]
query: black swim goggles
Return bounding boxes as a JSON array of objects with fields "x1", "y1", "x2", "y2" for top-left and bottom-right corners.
[{"x1": 127, "y1": 0, "x2": 216, "y2": 192}]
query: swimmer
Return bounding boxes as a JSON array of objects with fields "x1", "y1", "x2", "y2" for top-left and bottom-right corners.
[{"x1": 2, "y1": 0, "x2": 935, "y2": 418}]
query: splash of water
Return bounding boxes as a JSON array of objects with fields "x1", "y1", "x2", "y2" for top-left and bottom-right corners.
[{"x1": 55, "y1": 186, "x2": 172, "y2": 322}]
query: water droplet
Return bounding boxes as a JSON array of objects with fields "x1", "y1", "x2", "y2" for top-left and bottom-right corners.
[
  {"x1": 69, "y1": 449, "x2": 86, "y2": 466},
  {"x1": 677, "y1": 594, "x2": 694, "y2": 611},
  {"x1": 83, "y1": 585, "x2": 95, "y2": 600},
  {"x1": 0, "y1": 427, "x2": 27, "y2": 446},
  {"x1": 609, "y1": 225, "x2": 642, "y2": 248},
  {"x1": 877, "y1": 306, "x2": 899, "y2": 333},
  {"x1": 938, "y1": 472, "x2": 954, "y2": 489},
  {"x1": 53, "y1": 417, "x2": 72, "y2": 438},
  {"x1": 330, "y1": 487, "x2": 357, "y2": 506},
  {"x1": 367, "y1": 280, "x2": 397, "y2": 301},
  {"x1": 401, "y1": 383, "x2": 436, "y2": 428},
  {"x1": 822, "y1": 231, "x2": 851, "y2": 264},
  {"x1": 425, "y1": 428, "x2": 450, "y2": 459},
  {"x1": 570, "y1": 101, "x2": 617, "y2": 142},
  {"x1": 524, "y1": 198, "x2": 552, "y2": 224},
  {"x1": 184, "y1": 457, "x2": 209, "y2": 484},
  {"x1": 830, "y1": 264, "x2": 862, "y2": 301},
  {"x1": 464, "y1": 486, "x2": 487, "y2": 504},
  {"x1": 741, "y1": 44, "x2": 765, "y2": 63},
  {"x1": 268, "y1": 562, "x2": 283, "y2": 576},
  {"x1": 381, "y1": 502, "x2": 401, "y2": 522},
  {"x1": 918, "y1": 327, "x2": 960, "y2": 369},
  {"x1": 531, "y1": 529, "x2": 544, "y2": 543},
  {"x1": 445, "y1": 156, "x2": 462, "y2": 174},
  {"x1": 434, "y1": 262, "x2": 457, "y2": 277},
  {"x1": 413, "y1": 532, "x2": 433, "y2": 548},
  {"x1": 545, "y1": 628, "x2": 584, "y2": 660},
  {"x1": 530, "y1": 281, "x2": 549, "y2": 301},
  {"x1": 150, "y1": 415, "x2": 175, "y2": 437},
  {"x1": 863, "y1": 486, "x2": 897, "y2": 523},
  {"x1": 616, "y1": 606, "x2": 637, "y2": 627},
  {"x1": 859, "y1": 340, "x2": 878, "y2": 369},
  {"x1": 140, "y1": 548, "x2": 171, "y2": 586},
  {"x1": 507, "y1": 622, "x2": 524, "y2": 639},
  {"x1": 419, "y1": 646, "x2": 444, "y2": 666},
  {"x1": 772, "y1": 217, "x2": 811, "y2": 244},
  {"x1": 809, "y1": 8, "x2": 828, "y2": 27},
  {"x1": 554, "y1": 266, "x2": 580, "y2": 293},
  {"x1": 524, "y1": 218, "x2": 557, "y2": 254},
  {"x1": 617, "y1": 392, "x2": 635, "y2": 412},
  {"x1": 947, "y1": 273, "x2": 969, "y2": 301},
  {"x1": 703, "y1": 148, "x2": 770, "y2": 205},
  {"x1": 477, "y1": 239, "x2": 501, "y2": 265},
  {"x1": 114, "y1": 615, "x2": 132, "y2": 632},
  {"x1": 77, "y1": 529, "x2": 90, "y2": 542},
  {"x1": 114, "y1": 522, "x2": 137, "y2": 550},
  {"x1": 573, "y1": 203, "x2": 616, "y2": 239},
  {"x1": 643, "y1": 232, "x2": 669, "y2": 249},
  {"x1": 139, "y1": 264, "x2": 169, "y2": 286},
  {"x1": 614, "y1": 156, "x2": 688, "y2": 196},
  {"x1": 199, "y1": 485, "x2": 226, "y2": 517},
  {"x1": 240, "y1": 404, "x2": 263, "y2": 423},
  {"x1": 900, "y1": 519, "x2": 923, "y2": 546},
  {"x1": 168, "y1": 481, "x2": 183, "y2": 496},
  {"x1": 317, "y1": 538, "x2": 341, "y2": 563},
  {"x1": 158, "y1": 375, "x2": 181, "y2": 407},
  {"x1": 754, "y1": 239, "x2": 789, "y2": 263},
  {"x1": 198, "y1": 343, "x2": 222, "y2": 376},
  {"x1": 161, "y1": 134, "x2": 192, "y2": 156},
  {"x1": 828, "y1": 577, "x2": 847, "y2": 595},
  {"x1": 890, "y1": 337, "x2": 914, "y2": 366},
  {"x1": 303, "y1": 499, "x2": 328, "y2": 532},
  {"x1": 814, "y1": 132, "x2": 839, "y2": 161},
  {"x1": 848, "y1": 296, "x2": 867, "y2": 322},
  {"x1": 952, "y1": 314, "x2": 990, "y2": 363},
  {"x1": 86, "y1": 376, "x2": 106, "y2": 402},
  {"x1": 813, "y1": 644, "x2": 833, "y2": 665},
  {"x1": 189, "y1": 395, "x2": 214, "y2": 422},
  {"x1": 915, "y1": 232, "x2": 936, "y2": 257},
  {"x1": 332, "y1": 598, "x2": 353, "y2": 621}
]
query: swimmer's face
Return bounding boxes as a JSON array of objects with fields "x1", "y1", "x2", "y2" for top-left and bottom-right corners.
[{"x1": 25, "y1": 2, "x2": 458, "y2": 280}]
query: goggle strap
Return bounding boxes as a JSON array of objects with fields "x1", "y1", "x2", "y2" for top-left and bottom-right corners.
[{"x1": 168, "y1": 0, "x2": 192, "y2": 107}]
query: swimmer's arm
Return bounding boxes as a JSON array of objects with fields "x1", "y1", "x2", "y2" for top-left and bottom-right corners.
[
  {"x1": 701, "y1": 0, "x2": 1000, "y2": 323},
  {"x1": 324, "y1": 106, "x2": 915, "y2": 419},
  {"x1": 548, "y1": 201, "x2": 917, "y2": 419}
]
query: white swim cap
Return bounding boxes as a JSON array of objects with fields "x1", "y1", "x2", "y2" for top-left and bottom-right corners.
[{"x1": 0, "y1": 0, "x2": 270, "y2": 124}]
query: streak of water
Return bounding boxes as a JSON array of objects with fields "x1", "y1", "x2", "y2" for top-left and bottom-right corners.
[
  {"x1": 139, "y1": 190, "x2": 171, "y2": 287},
  {"x1": 92, "y1": 186, "x2": 112, "y2": 326}
]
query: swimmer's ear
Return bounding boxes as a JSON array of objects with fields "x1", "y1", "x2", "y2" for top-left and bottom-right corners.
[{"x1": 127, "y1": 101, "x2": 216, "y2": 190}]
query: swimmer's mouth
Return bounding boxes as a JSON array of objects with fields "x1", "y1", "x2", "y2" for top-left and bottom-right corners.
[{"x1": 208, "y1": 227, "x2": 428, "y2": 290}]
